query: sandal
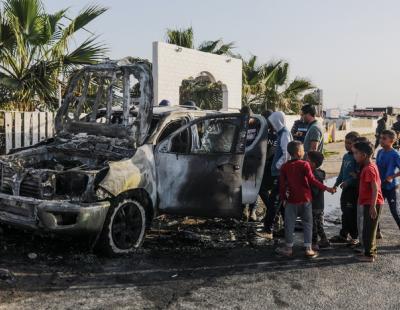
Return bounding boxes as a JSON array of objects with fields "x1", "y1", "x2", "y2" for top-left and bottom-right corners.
[
  {"x1": 347, "y1": 239, "x2": 360, "y2": 248},
  {"x1": 305, "y1": 249, "x2": 319, "y2": 258}
]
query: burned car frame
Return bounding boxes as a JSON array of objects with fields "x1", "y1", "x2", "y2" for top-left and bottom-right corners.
[{"x1": 0, "y1": 59, "x2": 267, "y2": 255}]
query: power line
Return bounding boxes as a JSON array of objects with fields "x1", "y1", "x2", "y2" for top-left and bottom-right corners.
[{"x1": 64, "y1": 16, "x2": 95, "y2": 36}]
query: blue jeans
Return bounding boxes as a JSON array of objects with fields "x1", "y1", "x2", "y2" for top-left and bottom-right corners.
[
  {"x1": 382, "y1": 187, "x2": 400, "y2": 230},
  {"x1": 284, "y1": 202, "x2": 313, "y2": 248}
]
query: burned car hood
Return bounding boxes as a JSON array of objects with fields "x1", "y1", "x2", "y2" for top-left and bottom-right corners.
[
  {"x1": 0, "y1": 134, "x2": 136, "y2": 202},
  {"x1": 55, "y1": 58, "x2": 153, "y2": 147}
]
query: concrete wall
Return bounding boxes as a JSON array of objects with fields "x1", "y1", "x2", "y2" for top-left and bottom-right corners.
[
  {"x1": 324, "y1": 117, "x2": 377, "y2": 142},
  {"x1": 152, "y1": 42, "x2": 242, "y2": 111}
]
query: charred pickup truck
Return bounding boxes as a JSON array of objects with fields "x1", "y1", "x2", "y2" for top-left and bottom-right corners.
[{"x1": 0, "y1": 58, "x2": 267, "y2": 255}]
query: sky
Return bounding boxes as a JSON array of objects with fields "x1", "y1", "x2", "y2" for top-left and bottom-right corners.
[{"x1": 43, "y1": 0, "x2": 400, "y2": 110}]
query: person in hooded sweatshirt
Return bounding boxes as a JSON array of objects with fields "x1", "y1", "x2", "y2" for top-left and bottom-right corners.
[{"x1": 257, "y1": 111, "x2": 293, "y2": 240}]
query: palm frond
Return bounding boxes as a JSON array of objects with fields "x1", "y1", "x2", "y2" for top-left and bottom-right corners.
[
  {"x1": 0, "y1": 0, "x2": 108, "y2": 111},
  {"x1": 63, "y1": 36, "x2": 108, "y2": 66},
  {"x1": 283, "y1": 78, "x2": 314, "y2": 97},
  {"x1": 3, "y1": 0, "x2": 43, "y2": 36},
  {"x1": 51, "y1": 5, "x2": 107, "y2": 58},
  {"x1": 198, "y1": 39, "x2": 235, "y2": 56},
  {"x1": 166, "y1": 27, "x2": 194, "y2": 48}
]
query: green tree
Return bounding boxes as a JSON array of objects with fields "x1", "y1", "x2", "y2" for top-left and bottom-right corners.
[
  {"x1": 165, "y1": 27, "x2": 235, "y2": 56},
  {"x1": 241, "y1": 55, "x2": 281, "y2": 109},
  {"x1": 198, "y1": 39, "x2": 236, "y2": 56},
  {"x1": 166, "y1": 27, "x2": 194, "y2": 49},
  {"x1": 180, "y1": 76, "x2": 222, "y2": 110},
  {"x1": 242, "y1": 57, "x2": 314, "y2": 113},
  {"x1": 0, "y1": 0, "x2": 108, "y2": 111}
]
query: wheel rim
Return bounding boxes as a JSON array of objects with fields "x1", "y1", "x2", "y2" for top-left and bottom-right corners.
[{"x1": 111, "y1": 202, "x2": 144, "y2": 250}]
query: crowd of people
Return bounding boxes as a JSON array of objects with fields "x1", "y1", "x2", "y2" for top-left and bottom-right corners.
[{"x1": 245, "y1": 104, "x2": 400, "y2": 263}]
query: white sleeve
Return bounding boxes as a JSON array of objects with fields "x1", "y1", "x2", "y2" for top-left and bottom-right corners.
[{"x1": 276, "y1": 132, "x2": 292, "y2": 170}]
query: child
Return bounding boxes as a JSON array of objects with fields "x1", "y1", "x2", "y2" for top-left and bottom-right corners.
[
  {"x1": 376, "y1": 130, "x2": 400, "y2": 230},
  {"x1": 352, "y1": 137, "x2": 382, "y2": 248},
  {"x1": 276, "y1": 141, "x2": 335, "y2": 258},
  {"x1": 307, "y1": 151, "x2": 331, "y2": 250},
  {"x1": 331, "y1": 131, "x2": 360, "y2": 245},
  {"x1": 353, "y1": 141, "x2": 384, "y2": 262}
]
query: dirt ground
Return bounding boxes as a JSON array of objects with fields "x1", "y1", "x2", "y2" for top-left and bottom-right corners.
[
  {"x1": 323, "y1": 133, "x2": 375, "y2": 177},
  {"x1": 1, "y1": 133, "x2": 399, "y2": 310}
]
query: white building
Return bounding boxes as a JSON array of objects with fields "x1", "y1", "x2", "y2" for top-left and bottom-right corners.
[{"x1": 152, "y1": 42, "x2": 242, "y2": 111}]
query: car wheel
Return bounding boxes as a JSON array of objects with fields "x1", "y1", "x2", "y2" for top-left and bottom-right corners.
[{"x1": 97, "y1": 198, "x2": 146, "y2": 256}]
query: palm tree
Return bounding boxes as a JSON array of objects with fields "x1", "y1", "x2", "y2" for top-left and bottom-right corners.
[
  {"x1": 241, "y1": 56, "x2": 281, "y2": 109},
  {"x1": 198, "y1": 39, "x2": 236, "y2": 56},
  {"x1": 165, "y1": 27, "x2": 235, "y2": 56},
  {"x1": 0, "y1": 0, "x2": 108, "y2": 111},
  {"x1": 241, "y1": 56, "x2": 314, "y2": 113},
  {"x1": 165, "y1": 27, "x2": 194, "y2": 49},
  {"x1": 180, "y1": 75, "x2": 223, "y2": 110},
  {"x1": 263, "y1": 61, "x2": 314, "y2": 112},
  {"x1": 279, "y1": 78, "x2": 315, "y2": 113}
]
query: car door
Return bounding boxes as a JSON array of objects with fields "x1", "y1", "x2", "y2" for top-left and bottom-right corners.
[
  {"x1": 155, "y1": 113, "x2": 248, "y2": 219},
  {"x1": 242, "y1": 115, "x2": 268, "y2": 204}
]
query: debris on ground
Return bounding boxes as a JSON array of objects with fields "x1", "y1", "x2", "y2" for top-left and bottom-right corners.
[
  {"x1": 28, "y1": 252, "x2": 38, "y2": 260},
  {"x1": 0, "y1": 268, "x2": 15, "y2": 284}
]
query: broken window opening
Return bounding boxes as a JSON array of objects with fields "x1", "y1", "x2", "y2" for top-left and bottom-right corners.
[
  {"x1": 66, "y1": 69, "x2": 140, "y2": 126},
  {"x1": 192, "y1": 118, "x2": 239, "y2": 154},
  {"x1": 161, "y1": 117, "x2": 243, "y2": 155},
  {"x1": 157, "y1": 119, "x2": 188, "y2": 143}
]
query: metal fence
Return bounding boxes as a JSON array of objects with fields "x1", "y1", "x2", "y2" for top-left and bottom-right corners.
[{"x1": 0, "y1": 111, "x2": 55, "y2": 154}]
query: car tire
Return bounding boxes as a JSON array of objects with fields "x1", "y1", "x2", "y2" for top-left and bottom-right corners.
[{"x1": 96, "y1": 198, "x2": 146, "y2": 256}]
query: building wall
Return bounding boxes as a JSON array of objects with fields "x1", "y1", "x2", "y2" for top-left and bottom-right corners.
[{"x1": 152, "y1": 42, "x2": 242, "y2": 111}]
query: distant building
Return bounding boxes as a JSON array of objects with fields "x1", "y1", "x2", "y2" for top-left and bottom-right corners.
[
  {"x1": 349, "y1": 106, "x2": 400, "y2": 118},
  {"x1": 325, "y1": 108, "x2": 340, "y2": 119}
]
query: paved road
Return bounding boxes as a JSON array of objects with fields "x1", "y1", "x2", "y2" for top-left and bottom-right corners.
[
  {"x1": 0, "y1": 134, "x2": 396, "y2": 310},
  {"x1": 0, "y1": 205, "x2": 399, "y2": 310}
]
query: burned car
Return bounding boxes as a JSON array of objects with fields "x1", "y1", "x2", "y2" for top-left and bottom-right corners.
[{"x1": 0, "y1": 59, "x2": 267, "y2": 255}]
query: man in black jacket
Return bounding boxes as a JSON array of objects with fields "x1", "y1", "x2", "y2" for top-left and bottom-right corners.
[
  {"x1": 375, "y1": 113, "x2": 388, "y2": 149},
  {"x1": 291, "y1": 118, "x2": 308, "y2": 143},
  {"x1": 392, "y1": 114, "x2": 400, "y2": 149}
]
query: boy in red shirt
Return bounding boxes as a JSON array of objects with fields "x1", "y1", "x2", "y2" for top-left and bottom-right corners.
[
  {"x1": 276, "y1": 141, "x2": 335, "y2": 258},
  {"x1": 353, "y1": 141, "x2": 384, "y2": 262}
]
